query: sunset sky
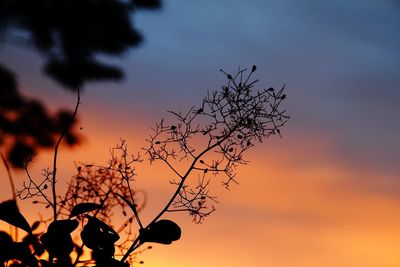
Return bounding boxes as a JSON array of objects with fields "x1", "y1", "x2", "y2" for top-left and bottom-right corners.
[{"x1": 1, "y1": 1, "x2": 400, "y2": 266}]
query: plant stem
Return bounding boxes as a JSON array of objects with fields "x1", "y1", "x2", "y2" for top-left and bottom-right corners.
[
  {"x1": 1, "y1": 153, "x2": 18, "y2": 240},
  {"x1": 121, "y1": 129, "x2": 234, "y2": 262},
  {"x1": 52, "y1": 89, "x2": 81, "y2": 221},
  {"x1": 1, "y1": 153, "x2": 16, "y2": 201}
]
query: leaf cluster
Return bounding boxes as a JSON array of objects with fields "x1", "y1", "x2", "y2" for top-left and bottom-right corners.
[{"x1": 1, "y1": 66, "x2": 289, "y2": 266}]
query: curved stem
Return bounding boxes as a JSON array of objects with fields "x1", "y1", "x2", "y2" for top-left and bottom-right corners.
[
  {"x1": 121, "y1": 128, "x2": 235, "y2": 262},
  {"x1": 52, "y1": 89, "x2": 81, "y2": 221}
]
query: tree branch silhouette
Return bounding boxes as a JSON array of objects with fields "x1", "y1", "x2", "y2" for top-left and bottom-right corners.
[
  {"x1": 121, "y1": 66, "x2": 289, "y2": 261},
  {"x1": 52, "y1": 89, "x2": 80, "y2": 220},
  {"x1": 3, "y1": 66, "x2": 289, "y2": 267},
  {"x1": 0, "y1": 0, "x2": 161, "y2": 167}
]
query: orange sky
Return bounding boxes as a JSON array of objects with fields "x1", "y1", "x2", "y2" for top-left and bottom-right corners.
[
  {"x1": 2, "y1": 109, "x2": 400, "y2": 267},
  {"x1": 2, "y1": 1, "x2": 400, "y2": 266}
]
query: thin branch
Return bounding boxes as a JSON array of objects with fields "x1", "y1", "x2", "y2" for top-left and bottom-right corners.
[
  {"x1": 52, "y1": 88, "x2": 81, "y2": 221},
  {"x1": 1, "y1": 153, "x2": 16, "y2": 201}
]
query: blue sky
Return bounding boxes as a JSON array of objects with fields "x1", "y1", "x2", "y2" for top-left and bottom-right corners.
[
  {"x1": 1, "y1": 1, "x2": 400, "y2": 266},
  {"x1": 129, "y1": 0, "x2": 400, "y2": 180}
]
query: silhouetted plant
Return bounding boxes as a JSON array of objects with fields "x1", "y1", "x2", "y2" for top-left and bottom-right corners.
[
  {"x1": 0, "y1": 66, "x2": 289, "y2": 267},
  {"x1": 0, "y1": 0, "x2": 161, "y2": 88},
  {"x1": 0, "y1": 0, "x2": 161, "y2": 167},
  {"x1": 144, "y1": 65, "x2": 288, "y2": 224},
  {"x1": 0, "y1": 63, "x2": 81, "y2": 167}
]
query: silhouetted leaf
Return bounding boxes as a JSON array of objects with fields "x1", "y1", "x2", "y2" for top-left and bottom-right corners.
[
  {"x1": 0, "y1": 231, "x2": 14, "y2": 262},
  {"x1": 70, "y1": 203, "x2": 102, "y2": 217},
  {"x1": 31, "y1": 221, "x2": 40, "y2": 231},
  {"x1": 0, "y1": 200, "x2": 31, "y2": 233},
  {"x1": 12, "y1": 241, "x2": 38, "y2": 266},
  {"x1": 22, "y1": 233, "x2": 45, "y2": 256},
  {"x1": 48, "y1": 219, "x2": 79, "y2": 234},
  {"x1": 81, "y1": 215, "x2": 119, "y2": 256},
  {"x1": 139, "y1": 220, "x2": 181, "y2": 245},
  {"x1": 41, "y1": 219, "x2": 78, "y2": 257}
]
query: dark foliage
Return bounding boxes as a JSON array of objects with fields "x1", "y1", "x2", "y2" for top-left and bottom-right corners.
[
  {"x1": 1, "y1": 66, "x2": 288, "y2": 266},
  {"x1": 0, "y1": 0, "x2": 161, "y2": 88},
  {"x1": 0, "y1": 200, "x2": 31, "y2": 234},
  {"x1": 0, "y1": 63, "x2": 80, "y2": 167},
  {"x1": 0, "y1": 0, "x2": 161, "y2": 167},
  {"x1": 139, "y1": 220, "x2": 181, "y2": 245}
]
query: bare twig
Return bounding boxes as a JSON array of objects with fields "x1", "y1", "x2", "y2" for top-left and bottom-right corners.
[{"x1": 122, "y1": 66, "x2": 289, "y2": 261}]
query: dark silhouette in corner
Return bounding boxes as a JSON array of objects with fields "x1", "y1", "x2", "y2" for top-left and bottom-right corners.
[
  {"x1": 0, "y1": 0, "x2": 161, "y2": 167},
  {"x1": 0, "y1": 66, "x2": 289, "y2": 266}
]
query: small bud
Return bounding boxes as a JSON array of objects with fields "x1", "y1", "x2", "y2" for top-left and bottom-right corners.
[
  {"x1": 281, "y1": 94, "x2": 286, "y2": 100},
  {"x1": 237, "y1": 135, "x2": 243, "y2": 139},
  {"x1": 171, "y1": 125, "x2": 176, "y2": 130},
  {"x1": 252, "y1": 65, "x2": 257, "y2": 72},
  {"x1": 43, "y1": 184, "x2": 48, "y2": 190},
  {"x1": 227, "y1": 74, "x2": 232, "y2": 80},
  {"x1": 155, "y1": 141, "x2": 161, "y2": 144},
  {"x1": 267, "y1": 87, "x2": 274, "y2": 91},
  {"x1": 200, "y1": 160, "x2": 204, "y2": 164}
]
